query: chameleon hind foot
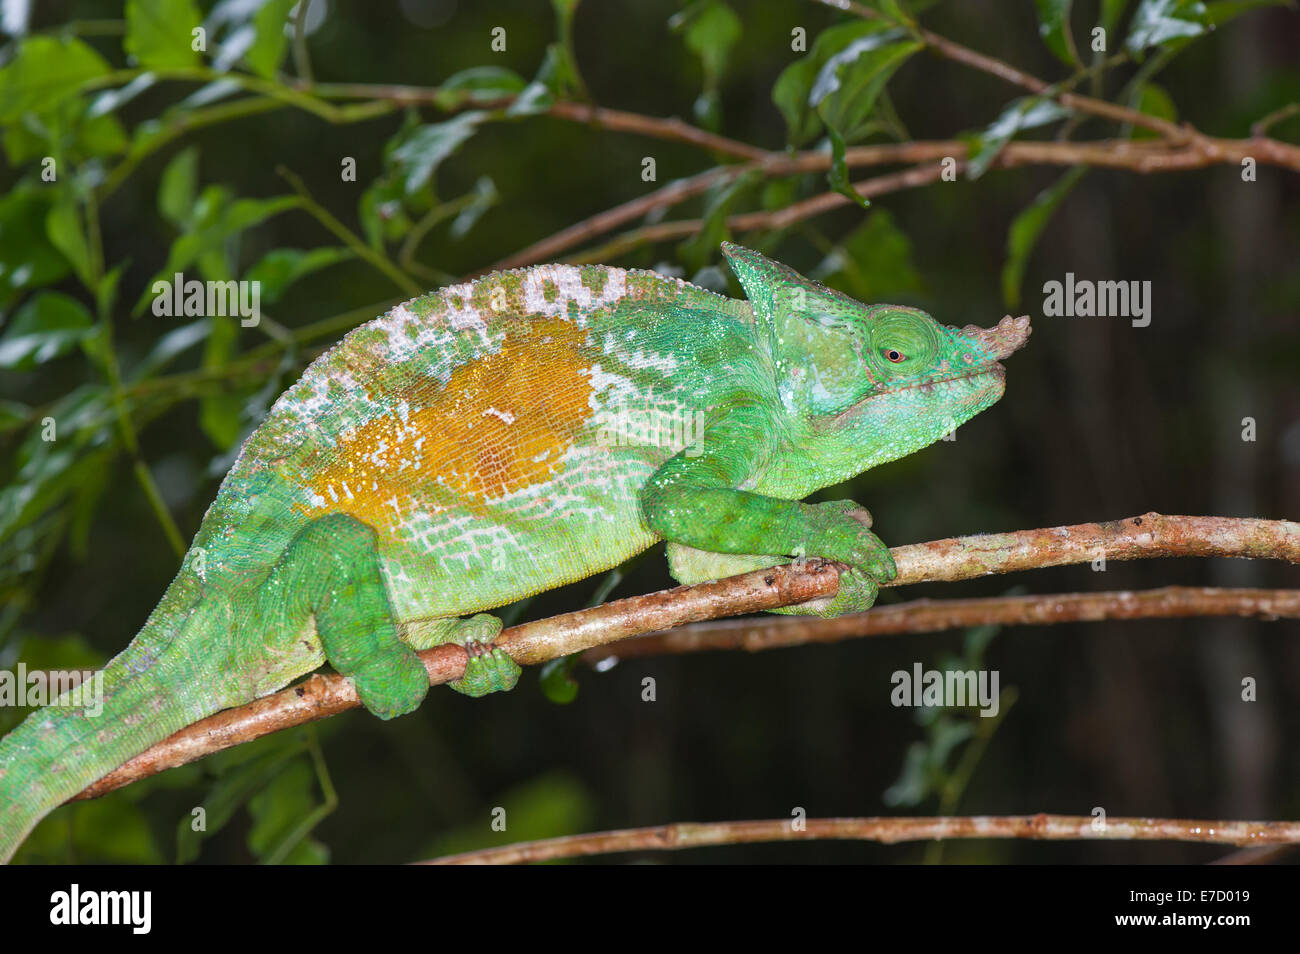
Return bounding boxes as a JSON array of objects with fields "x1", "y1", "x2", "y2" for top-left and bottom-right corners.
[
  {"x1": 402, "y1": 613, "x2": 520, "y2": 698},
  {"x1": 267, "y1": 513, "x2": 429, "y2": 721}
]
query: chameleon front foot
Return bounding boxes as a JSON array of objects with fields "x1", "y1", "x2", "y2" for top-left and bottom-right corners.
[{"x1": 404, "y1": 613, "x2": 520, "y2": 697}]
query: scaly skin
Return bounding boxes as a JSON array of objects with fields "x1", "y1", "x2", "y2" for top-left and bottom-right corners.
[{"x1": 0, "y1": 243, "x2": 1029, "y2": 861}]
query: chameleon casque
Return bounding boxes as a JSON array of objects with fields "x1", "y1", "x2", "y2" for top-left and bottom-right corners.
[{"x1": 0, "y1": 242, "x2": 1029, "y2": 861}]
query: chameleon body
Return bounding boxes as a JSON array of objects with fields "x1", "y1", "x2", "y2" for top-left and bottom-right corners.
[{"x1": 0, "y1": 243, "x2": 1029, "y2": 861}]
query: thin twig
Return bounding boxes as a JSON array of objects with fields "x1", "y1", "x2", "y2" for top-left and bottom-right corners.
[
  {"x1": 70, "y1": 512, "x2": 1299, "y2": 802},
  {"x1": 421, "y1": 813, "x2": 1300, "y2": 864},
  {"x1": 586, "y1": 586, "x2": 1300, "y2": 662}
]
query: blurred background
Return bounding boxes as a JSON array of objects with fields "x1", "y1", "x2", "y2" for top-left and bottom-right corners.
[{"x1": 1, "y1": 0, "x2": 1298, "y2": 863}]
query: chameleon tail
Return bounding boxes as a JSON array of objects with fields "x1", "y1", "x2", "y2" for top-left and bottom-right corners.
[{"x1": 0, "y1": 574, "x2": 233, "y2": 864}]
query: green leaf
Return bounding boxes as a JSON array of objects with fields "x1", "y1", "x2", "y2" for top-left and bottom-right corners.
[
  {"x1": 825, "y1": 124, "x2": 871, "y2": 210},
  {"x1": 125, "y1": 0, "x2": 203, "y2": 70},
  {"x1": 246, "y1": 759, "x2": 329, "y2": 864},
  {"x1": 127, "y1": 320, "x2": 211, "y2": 382},
  {"x1": 45, "y1": 200, "x2": 94, "y2": 289},
  {"x1": 176, "y1": 733, "x2": 308, "y2": 863},
  {"x1": 0, "y1": 400, "x2": 31, "y2": 433},
  {"x1": 772, "y1": 54, "x2": 824, "y2": 146},
  {"x1": 966, "y1": 96, "x2": 1072, "y2": 180},
  {"x1": 815, "y1": 209, "x2": 923, "y2": 301},
  {"x1": 1131, "y1": 81, "x2": 1178, "y2": 139},
  {"x1": 1001, "y1": 166, "x2": 1087, "y2": 308},
  {"x1": 450, "y1": 176, "x2": 499, "y2": 240},
  {"x1": 1125, "y1": 0, "x2": 1209, "y2": 53},
  {"x1": 1101, "y1": 0, "x2": 1132, "y2": 33},
  {"x1": 433, "y1": 66, "x2": 527, "y2": 110},
  {"x1": 135, "y1": 191, "x2": 300, "y2": 314},
  {"x1": 0, "y1": 190, "x2": 70, "y2": 308},
  {"x1": 244, "y1": 0, "x2": 297, "y2": 79},
  {"x1": 390, "y1": 113, "x2": 485, "y2": 195},
  {"x1": 678, "y1": 169, "x2": 759, "y2": 273},
  {"x1": 0, "y1": 37, "x2": 111, "y2": 122},
  {"x1": 422, "y1": 773, "x2": 595, "y2": 861},
  {"x1": 243, "y1": 247, "x2": 353, "y2": 305},
  {"x1": 200, "y1": 318, "x2": 243, "y2": 450},
  {"x1": 0, "y1": 293, "x2": 94, "y2": 370},
  {"x1": 808, "y1": 28, "x2": 921, "y2": 143},
  {"x1": 159, "y1": 146, "x2": 200, "y2": 228},
  {"x1": 539, "y1": 657, "x2": 581, "y2": 704},
  {"x1": 1034, "y1": 0, "x2": 1079, "y2": 66},
  {"x1": 1204, "y1": 0, "x2": 1290, "y2": 25},
  {"x1": 672, "y1": 0, "x2": 742, "y2": 87}
]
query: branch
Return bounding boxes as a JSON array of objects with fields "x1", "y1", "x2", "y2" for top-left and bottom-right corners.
[
  {"x1": 421, "y1": 814, "x2": 1300, "y2": 864},
  {"x1": 585, "y1": 586, "x2": 1300, "y2": 661},
  {"x1": 67, "y1": 512, "x2": 1297, "y2": 802},
  {"x1": 486, "y1": 134, "x2": 1300, "y2": 272}
]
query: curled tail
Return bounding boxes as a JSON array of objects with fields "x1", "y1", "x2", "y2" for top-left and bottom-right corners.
[{"x1": 0, "y1": 572, "x2": 233, "y2": 863}]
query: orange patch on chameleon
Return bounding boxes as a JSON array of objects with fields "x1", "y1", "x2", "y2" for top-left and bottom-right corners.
[{"x1": 305, "y1": 317, "x2": 595, "y2": 528}]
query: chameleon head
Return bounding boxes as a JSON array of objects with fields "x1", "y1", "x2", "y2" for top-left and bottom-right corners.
[{"x1": 721, "y1": 242, "x2": 1031, "y2": 473}]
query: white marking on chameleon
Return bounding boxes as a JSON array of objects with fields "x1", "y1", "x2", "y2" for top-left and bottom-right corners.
[
  {"x1": 326, "y1": 484, "x2": 338, "y2": 503},
  {"x1": 483, "y1": 407, "x2": 515, "y2": 424},
  {"x1": 522, "y1": 264, "x2": 627, "y2": 319}
]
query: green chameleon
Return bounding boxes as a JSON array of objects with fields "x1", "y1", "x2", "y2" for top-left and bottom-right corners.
[{"x1": 0, "y1": 242, "x2": 1029, "y2": 861}]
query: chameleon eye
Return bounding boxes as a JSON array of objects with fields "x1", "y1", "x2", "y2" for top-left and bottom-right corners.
[{"x1": 883, "y1": 348, "x2": 907, "y2": 363}]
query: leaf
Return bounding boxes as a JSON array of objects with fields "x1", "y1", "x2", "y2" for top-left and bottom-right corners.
[
  {"x1": 815, "y1": 209, "x2": 923, "y2": 301},
  {"x1": 808, "y1": 28, "x2": 921, "y2": 143},
  {"x1": 242, "y1": 247, "x2": 353, "y2": 304},
  {"x1": 0, "y1": 293, "x2": 94, "y2": 370},
  {"x1": 0, "y1": 37, "x2": 111, "y2": 122},
  {"x1": 965, "y1": 96, "x2": 1072, "y2": 180},
  {"x1": 135, "y1": 191, "x2": 300, "y2": 313},
  {"x1": 1101, "y1": 0, "x2": 1132, "y2": 33},
  {"x1": 0, "y1": 400, "x2": 31, "y2": 434},
  {"x1": 125, "y1": 0, "x2": 203, "y2": 70},
  {"x1": 244, "y1": 0, "x2": 297, "y2": 79},
  {"x1": 677, "y1": 169, "x2": 759, "y2": 273},
  {"x1": 127, "y1": 320, "x2": 212, "y2": 382},
  {"x1": 450, "y1": 176, "x2": 499, "y2": 240},
  {"x1": 1131, "y1": 81, "x2": 1178, "y2": 139},
  {"x1": 159, "y1": 146, "x2": 200, "y2": 229},
  {"x1": 1125, "y1": 0, "x2": 1209, "y2": 54},
  {"x1": 1034, "y1": 0, "x2": 1079, "y2": 66},
  {"x1": 772, "y1": 54, "x2": 824, "y2": 146},
  {"x1": 246, "y1": 759, "x2": 329, "y2": 864},
  {"x1": 0, "y1": 190, "x2": 71, "y2": 307},
  {"x1": 1001, "y1": 166, "x2": 1087, "y2": 308},
  {"x1": 673, "y1": 0, "x2": 742, "y2": 87},
  {"x1": 422, "y1": 773, "x2": 595, "y2": 861},
  {"x1": 1204, "y1": 0, "x2": 1291, "y2": 25},
  {"x1": 390, "y1": 113, "x2": 485, "y2": 195},
  {"x1": 175, "y1": 733, "x2": 307, "y2": 863},
  {"x1": 199, "y1": 318, "x2": 243, "y2": 449},
  {"x1": 433, "y1": 66, "x2": 527, "y2": 110},
  {"x1": 825, "y1": 123, "x2": 870, "y2": 210},
  {"x1": 45, "y1": 200, "x2": 94, "y2": 289}
]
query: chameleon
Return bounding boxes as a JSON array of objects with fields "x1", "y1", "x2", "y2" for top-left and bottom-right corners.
[{"x1": 0, "y1": 242, "x2": 1029, "y2": 861}]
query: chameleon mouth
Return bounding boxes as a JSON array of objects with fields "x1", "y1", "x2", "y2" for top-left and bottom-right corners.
[{"x1": 875, "y1": 361, "x2": 1004, "y2": 398}]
